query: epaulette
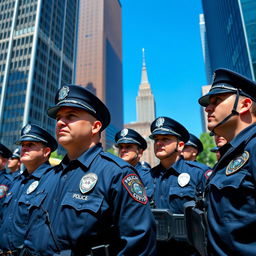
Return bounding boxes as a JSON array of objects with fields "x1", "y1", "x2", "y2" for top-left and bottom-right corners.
[
  {"x1": 100, "y1": 152, "x2": 132, "y2": 168},
  {"x1": 185, "y1": 160, "x2": 211, "y2": 171}
]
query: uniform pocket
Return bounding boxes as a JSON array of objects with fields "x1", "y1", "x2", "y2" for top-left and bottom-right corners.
[
  {"x1": 18, "y1": 190, "x2": 47, "y2": 210},
  {"x1": 61, "y1": 191, "x2": 104, "y2": 213},
  {"x1": 170, "y1": 186, "x2": 195, "y2": 198}
]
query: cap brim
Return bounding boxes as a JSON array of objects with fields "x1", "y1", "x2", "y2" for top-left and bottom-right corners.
[
  {"x1": 198, "y1": 88, "x2": 235, "y2": 107},
  {"x1": 47, "y1": 102, "x2": 96, "y2": 119},
  {"x1": 149, "y1": 130, "x2": 180, "y2": 139},
  {"x1": 16, "y1": 136, "x2": 45, "y2": 144}
]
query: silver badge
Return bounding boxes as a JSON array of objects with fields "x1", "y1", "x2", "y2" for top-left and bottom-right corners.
[
  {"x1": 23, "y1": 124, "x2": 31, "y2": 134},
  {"x1": 79, "y1": 173, "x2": 98, "y2": 194},
  {"x1": 27, "y1": 181, "x2": 39, "y2": 194},
  {"x1": 120, "y1": 128, "x2": 128, "y2": 137},
  {"x1": 58, "y1": 86, "x2": 70, "y2": 101},
  {"x1": 177, "y1": 173, "x2": 190, "y2": 187},
  {"x1": 14, "y1": 148, "x2": 19, "y2": 154},
  {"x1": 156, "y1": 117, "x2": 165, "y2": 127}
]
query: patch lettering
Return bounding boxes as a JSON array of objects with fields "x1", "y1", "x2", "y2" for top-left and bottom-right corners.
[
  {"x1": 122, "y1": 174, "x2": 148, "y2": 205},
  {"x1": 226, "y1": 151, "x2": 249, "y2": 176},
  {"x1": 73, "y1": 193, "x2": 88, "y2": 201}
]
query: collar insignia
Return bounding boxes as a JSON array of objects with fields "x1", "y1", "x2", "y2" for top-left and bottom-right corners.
[
  {"x1": 79, "y1": 173, "x2": 98, "y2": 194},
  {"x1": 178, "y1": 173, "x2": 190, "y2": 187},
  {"x1": 23, "y1": 124, "x2": 31, "y2": 134},
  {"x1": 120, "y1": 128, "x2": 128, "y2": 137},
  {"x1": 58, "y1": 86, "x2": 70, "y2": 101},
  {"x1": 226, "y1": 151, "x2": 249, "y2": 176},
  {"x1": 27, "y1": 181, "x2": 39, "y2": 194},
  {"x1": 156, "y1": 117, "x2": 165, "y2": 128}
]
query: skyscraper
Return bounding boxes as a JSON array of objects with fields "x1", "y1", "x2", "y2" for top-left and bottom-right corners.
[
  {"x1": 125, "y1": 49, "x2": 158, "y2": 167},
  {"x1": 136, "y1": 48, "x2": 156, "y2": 123},
  {"x1": 75, "y1": 0, "x2": 123, "y2": 149},
  {"x1": 201, "y1": 0, "x2": 256, "y2": 80},
  {"x1": 0, "y1": 0, "x2": 78, "y2": 150}
]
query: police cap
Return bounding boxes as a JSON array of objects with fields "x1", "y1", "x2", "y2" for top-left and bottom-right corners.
[
  {"x1": 0, "y1": 143, "x2": 12, "y2": 158},
  {"x1": 115, "y1": 128, "x2": 147, "y2": 150},
  {"x1": 199, "y1": 68, "x2": 256, "y2": 107},
  {"x1": 149, "y1": 117, "x2": 189, "y2": 143},
  {"x1": 185, "y1": 133, "x2": 203, "y2": 154},
  {"x1": 47, "y1": 85, "x2": 111, "y2": 131},
  {"x1": 17, "y1": 124, "x2": 58, "y2": 152},
  {"x1": 11, "y1": 147, "x2": 21, "y2": 159}
]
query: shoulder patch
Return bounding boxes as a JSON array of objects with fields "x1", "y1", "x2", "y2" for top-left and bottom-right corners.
[
  {"x1": 122, "y1": 174, "x2": 148, "y2": 205},
  {"x1": 204, "y1": 169, "x2": 213, "y2": 179},
  {"x1": 0, "y1": 184, "x2": 8, "y2": 198},
  {"x1": 226, "y1": 151, "x2": 249, "y2": 176}
]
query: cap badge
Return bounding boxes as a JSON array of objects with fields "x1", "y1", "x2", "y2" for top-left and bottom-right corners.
[
  {"x1": 23, "y1": 124, "x2": 31, "y2": 134},
  {"x1": 79, "y1": 173, "x2": 98, "y2": 194},
  {"x1": 58, "y1": 86, "x2": 70, "y2": 101},
  {"x1": 156, "y1": 117, "x2": 165, "y2": 128},
  {"x1": 178, "y1": 173, "x2": 190, "y2": 187},
  {"x1": 120, "y1": 128, "x2": 128, "y2": 137},
  {"x1": 14, "y1": 148, "x2": 19, "y2": 154},
  {"x1": 27, "y1": 181, "x2": 39, "y2": 194},
  {"x1": 226, "y1": 151, "x2": 249, "y2": 176}
]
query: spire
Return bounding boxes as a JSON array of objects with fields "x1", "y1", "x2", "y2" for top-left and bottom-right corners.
[{"x1": 141, "y1": 48, "x2": 149, "y2": 84}]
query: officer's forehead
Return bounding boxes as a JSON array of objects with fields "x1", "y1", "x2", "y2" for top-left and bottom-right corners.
[
  {"x1": 153, "y1": 134, "x2": 177, "y2": 140},
  {"x1": 56, "y1": 107, "x2": 95, "y2": 119},
  {"x1": 209, "y1": 92, "x2": 235, "y2": 101}
]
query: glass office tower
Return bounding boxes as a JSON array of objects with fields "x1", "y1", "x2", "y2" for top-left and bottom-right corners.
[
  {"x1": 0, "y1": 0, "x2": 78, "y2": 150},
  {"x1": 202, "y1": 0, "x2": 256, "y2": 80},
  {"x1": 75, "y1": 0, "x2": 123, "y2": 149}
]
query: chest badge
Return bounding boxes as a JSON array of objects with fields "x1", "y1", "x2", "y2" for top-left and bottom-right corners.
[
  {"x1": 178, "y1": 173, "x2": 190, "y2": 187},
  {"x1": 80, "y1": 173, "x2": 98, "y2": 194},
  {"x1": 226, "y1": 151, "x2": 249, "y2": 176},
  {"x1": 27, "y1": 181, "x2": 39, "y2": 194}
]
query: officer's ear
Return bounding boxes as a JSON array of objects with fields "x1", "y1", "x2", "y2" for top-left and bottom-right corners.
[
  {"x1": 92, "y1": 120, "x2": 102, "y2": 135},
  {"x1": 43, "y1": 147, "x2": 52, "y2": 159},
  {"x1": 177, "y1": 140, "x2": 185, "y2": 153},
  {"x1": 239, "y1": 97, "x2": 253, "y2": 115}
]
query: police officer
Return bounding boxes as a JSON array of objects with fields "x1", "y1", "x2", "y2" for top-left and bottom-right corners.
[
  {"x1": 0, "y1": 124, "x2": 57, "y2": 251},
  {"x1": 182, "y1": 133, "x2": 203, "y2": 161},
  {"x1": 147, "y1": 116, "x2": 206, "y2": 255},
  {"x1": 197, "y1": 68, "x2": 256, "y2": 255},
  {"x1": 23, "y1": 85, "x2": 156, "y2": 255},
  {"x1": 7, "y1": 147, "x2": 21, "y2": 174},
  {"x1": 0, "y1": 143, "x2": 12, "y2": 199},
  {"x1": 115, "y1": 128, "x2": 151, "y2": 183}
]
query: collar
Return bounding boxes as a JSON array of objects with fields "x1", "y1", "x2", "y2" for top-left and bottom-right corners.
[
  {"x1": 56, "y1": 143, "x2": 103, "y2": 172},
  {"x1": 30, "y1": 161, "x2": 52, "y2": 179}
]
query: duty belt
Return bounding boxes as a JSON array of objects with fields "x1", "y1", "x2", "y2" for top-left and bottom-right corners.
[{"x1": 151, "y1": 209, "x2": 187, "y2": 242}]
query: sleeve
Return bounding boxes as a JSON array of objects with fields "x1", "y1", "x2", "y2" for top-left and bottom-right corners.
[{"x1": 110, "y1": 167, "x2": 157, "y2": 256}]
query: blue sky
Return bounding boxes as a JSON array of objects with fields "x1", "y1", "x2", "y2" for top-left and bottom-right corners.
[{"x1": 121, "y1": 0, "x2": 207, "y2": 137}]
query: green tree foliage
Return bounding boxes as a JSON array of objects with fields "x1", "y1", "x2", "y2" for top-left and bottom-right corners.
[
  {"x1": 196, "y1": 132, "x2": 217, "y2": 167},
  {"x1": 106, "y1": 146, "x2": 118, "y2": 156},
  {"x1": 50, "y1": 150, "x2": 64, "y2": 160}
]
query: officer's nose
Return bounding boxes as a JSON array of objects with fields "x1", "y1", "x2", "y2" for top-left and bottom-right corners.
[
  {"x1": 56, "y1": 117, "x2": 66, "y2": 128},
  {"x1": 205, "y1": 104, "x2": 213, "y2": 113}
]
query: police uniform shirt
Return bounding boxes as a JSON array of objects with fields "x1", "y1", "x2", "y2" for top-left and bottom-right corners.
[
  {"x1": 0, "y1": 162, "x2": 52, "y2": 250},
  {"x1": 205, "y1": 123, "x2": 256, "y2": 255},
  {"x1": 135, "y1": 161, "x2": 153, "y2": 188},
  {"x1": 23, "y1": 143, "x2": 157, "y2": 256},
  {"x1": 147, "y1": 157, "x2": 206, "y2": 213}
]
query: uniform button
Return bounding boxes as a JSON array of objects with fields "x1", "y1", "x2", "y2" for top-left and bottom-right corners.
[{"x1": 63, "y1": 175, "x2": 67, "y2": 179}]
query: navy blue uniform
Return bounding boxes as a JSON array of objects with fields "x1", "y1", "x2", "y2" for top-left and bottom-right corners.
[
  {"x1": 0, "y1": 162, "x2": 52, "y2": 250},
  {"x1": 135, "y1": 161, "x2": 152, "y2": 187},
  {"x1": 23, "y1": 144, "x2": 156, "y2": 255},
  {"x1": 146, "y1": 157, "x2": 206, "y2": 255},
  {"x1": 206, "y1": 123, "x2": 256, "y2": 255}
]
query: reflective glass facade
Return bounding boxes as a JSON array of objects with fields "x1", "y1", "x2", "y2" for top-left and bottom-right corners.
[
  {"x1": 0, "y1": 0, "x2": 78, "y2": 150},
  {"x1": 202, "y1": 0, "x2": 255, "y2": 80},
  {"x1": 75, "y1": 0, "x2": 123, "y2": 149}
]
